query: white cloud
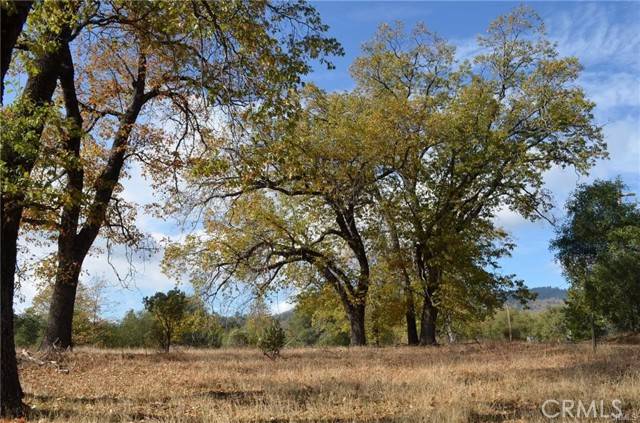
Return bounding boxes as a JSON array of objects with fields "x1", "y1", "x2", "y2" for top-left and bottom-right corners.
[
  {"x1": 14, "y1": 229, "x2": 179, "y2": 317},
  {"x1": 580, "y1": 72, "x2": 640, "y2": 113},
  {"x1": 546, "y1": 3, "x2": 640, "y2": 71},
  {"x1": 493, "y1": 205, "x2": 528, "y2": 231},
  {"x1": 452, "y1": 37, "x2": 482, "y2": 63},
  {"x1": 599, "y1": 116, "x2": 640, "y2": 175},
  {"x1": 270, "y1": 299, "x2": 295, "y2": 315}
]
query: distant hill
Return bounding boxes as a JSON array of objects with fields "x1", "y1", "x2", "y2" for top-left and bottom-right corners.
[
  {"x1": 530, "y1": 287, "x2": 568, "y2": 302},
  {"x1": 275, "y1": 287, "x2": 568, "y2": 320},
  {"x1": 511, "y1": 286, "x2": 567, "y2": 311}
]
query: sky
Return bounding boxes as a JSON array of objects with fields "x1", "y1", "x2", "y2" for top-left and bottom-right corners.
[{"x1": 15, "y1": 1, "x2": 640, "y2": 319}]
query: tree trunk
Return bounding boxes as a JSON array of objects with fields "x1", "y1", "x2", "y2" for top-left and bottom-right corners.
[
  {"x1": 404, "y1": 281, "x2": 419, "y2": 345},
  {"x1": 1, "y1": 25, "x2": 69, "y2": 417},
  {"x1": 41, "y1": 261, "x2": 82, "y2": 349},
  {"x1": 1, "y1": 0, "x2": 33, "y2": 103},
  {"x1": 321, "y1": 264, "x2": 369, "y2": 347},
  {"x1": 1, "y1": 216, "x2": 24, "y2": 417},
  {"x1": 444, "y1": 314, "x2": 456, "y2": 344},
  {"x1": 347, "y1": 303, "x2": 367, "y2": 346},
  {"x1": 41, "y1": 51, "x2": 148, "y2": 350},
  {"x1": 419, "y1": 293, "x2": 438, "y2": 346},
  {"x1": 40, "y1": 44, "x2": 84, "y2": 351}
]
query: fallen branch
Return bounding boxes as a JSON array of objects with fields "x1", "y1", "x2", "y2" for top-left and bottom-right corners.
[{"x1": 19, "y1": 349, "x2": 70, "y2": 374}]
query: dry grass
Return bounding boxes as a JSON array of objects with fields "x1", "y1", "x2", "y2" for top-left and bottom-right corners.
[{"x1": 13, "y1": 342, "x2": 640, "y2": 422}]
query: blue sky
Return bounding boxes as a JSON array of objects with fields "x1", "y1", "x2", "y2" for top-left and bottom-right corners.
[{"x1": 16, "y1": 2, "x2": 640, "y2": 319}]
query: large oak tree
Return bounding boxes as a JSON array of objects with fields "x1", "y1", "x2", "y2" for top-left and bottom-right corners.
[{"x1": 1, "y1": 0, "x2": 340, "y2": 415}]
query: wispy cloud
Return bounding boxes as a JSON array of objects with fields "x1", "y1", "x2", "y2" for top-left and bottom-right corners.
[{"x1": 545, "y1": 3, "x2": 640, "y2": 71}]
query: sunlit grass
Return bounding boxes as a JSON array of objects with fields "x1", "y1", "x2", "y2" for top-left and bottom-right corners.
[{"x1": 17, "y1": 342, "x2": 640, "y2": 422}]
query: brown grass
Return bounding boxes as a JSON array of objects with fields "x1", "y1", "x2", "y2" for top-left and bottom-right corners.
[{"x1": 13, "y1": 343, "x2": 640, "y2": 422}]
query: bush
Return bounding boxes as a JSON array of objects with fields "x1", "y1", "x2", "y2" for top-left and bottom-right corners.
[
  {"x1": 257, "y1": 319, "x2": 286, "y2": 359},
  {"x1": 225, "y1": 328, "x2": 250, "y2": 347}
]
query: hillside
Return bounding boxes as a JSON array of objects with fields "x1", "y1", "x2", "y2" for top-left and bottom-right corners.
[{"x1": 514, "y1": 286, "x2": 568, "y2": 311}]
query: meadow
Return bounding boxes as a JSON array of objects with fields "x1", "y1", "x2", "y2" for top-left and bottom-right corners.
[{"x1": 16, "y1": 342, "x2": 640, "y2": 422}]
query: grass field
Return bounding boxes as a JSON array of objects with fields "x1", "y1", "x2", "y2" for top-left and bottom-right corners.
[{"x1": 15, "y1": 342, "x2": 640, "y2": 422}]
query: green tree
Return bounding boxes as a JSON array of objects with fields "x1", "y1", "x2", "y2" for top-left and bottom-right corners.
[
  {"x1": 257, "y1": 319, "x2": 286, "y2": 359},
  {"x1": 163, "y1": 6, "x2": 604, "y2": 350},
  {"x1": 178, "y1": 297, "x2": 223, "y2": 348},
  {"x1": 113, "y1": 310, "x2": 157, "y2": 348},
  {"x1": 353, "y1": 8, "x2": 603, "y2": 344},
  {"x1": 591, "y1": 226, "x2": 640, "y2": 332},
  {"x1": 143, "y1": 289, "x2": 188, "y2": 352},
  {"x1": 163, "y1": 89, "x2": 392, "y2": 346},
  {"x1": 14, "y1": 310, "x2": 45, "y2": 347},
  {"x1": 551, "y1": 179, "x2": 640, "y2": 347}
]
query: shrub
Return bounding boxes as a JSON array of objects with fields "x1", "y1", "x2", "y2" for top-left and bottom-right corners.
[
  {"x1": 225, "y1": 328, "x2": 250, "y2": 347},
  {"x1": 258, "y1": 319, "x2": 286, "y2": 359}
]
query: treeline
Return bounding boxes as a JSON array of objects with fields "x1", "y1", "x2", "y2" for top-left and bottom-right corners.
[{"x1": 12, "y1": 290, "x2": 604, "y2": 350}]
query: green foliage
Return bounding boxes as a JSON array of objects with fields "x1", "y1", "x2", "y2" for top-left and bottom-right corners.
[
  {"x1": 531, "y1": 307, "x2": 569, "y2": 342},
  {"x1": 29, "y1": 280, "x2": 109, "y2": 346},
  {"x1": 296, "y1": 287, "x2": 351, "y2": 346},
  {"x1": 178, "y1": 298, "x2": 224, "y2": 348},
  {"x1": 257, "y1": 319, "x2": 286, "y2": 359},
  {"x1": 111, "y1": 310, "x2": 159, "y2": 348},
  {"x1": 590, "y1": 226, "x2": 640, "y2": 332},
  {"x1": 286, "y1": 309, "x2": 322, "y2": 346},
  {"x1": 143, "y1": 289, "x2": 188, "y2": 352},
  {"x1": 552, "y1": 178, "x2": 640, "y2": 335},
  {"x1": 469, "y1": 307, "x2": 569, "y2": 342},
  {"x1": 224, "y1": 328, "x2": 250, "y2": 348},
  {"x1": 14, "y1": 310, "x2": 45, "y2": 347},
  {"x1": 243, "y1": 297, "x2": 273, "y2": 345},
  {"x1": 366, "y1": 277, "x2": 405, "y2": 346}
]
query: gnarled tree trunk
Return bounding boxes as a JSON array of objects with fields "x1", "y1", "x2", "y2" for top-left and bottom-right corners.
[{"x1": 42, "y1": 51, "x2": 149, "y2": 350}]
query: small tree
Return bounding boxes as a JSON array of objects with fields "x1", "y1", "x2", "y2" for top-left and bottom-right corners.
[
  {"x1": 551, "y1": 179, "x2": 640, "y2": 349},
  {"x1": 258, "y1": 319, "x2": 286, "y2": 360},
  {"x1": 143, "y1": 289, "x2": 188, "y2": 352}
]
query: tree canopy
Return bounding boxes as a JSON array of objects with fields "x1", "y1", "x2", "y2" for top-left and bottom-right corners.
[
  {"x1": 162, "y1": 6, "x2": 605, "y2": 346},
  {"x1": 552, "y1": 179, "x2": 640, "y2": 340}
]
